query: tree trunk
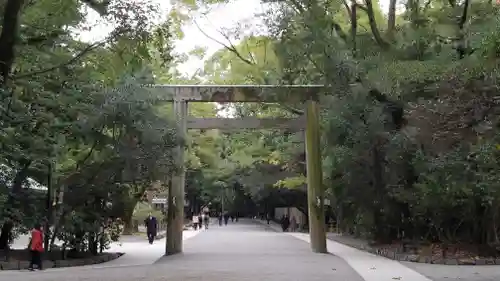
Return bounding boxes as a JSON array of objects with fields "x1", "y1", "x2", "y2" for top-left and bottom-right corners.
[
  {"x1": 337, "y1": 204, "x2": 343, "y2": 234},
  {"x1": 363, "y1": 0, "x2": 390, "y2": 50},
  {"x1": 371, "y1": 140, "x2": 387, "y2": 242},
  {"x1": 50, "y1": 193, "x2": 67, "y2": 248},
  {"x1": 123, "y1": 216, "x2": 139, "y2": 235},
  {"x1": 121, "y1": 196, "x2": 140, "y2": 235},
  {"x1": 44, "y1": 163, "x2": 53, "y2": 251},
  {"x1": 0, "y1": 160, "x2": 32, "y2": 250},
  {"x1": 0, "y1": 221, "x2": 13, "y2": 250},
  {"x1": 0, "y1": 0, "x2": 25, "y2": 83},
  {"x1": 350, "y1": 1, "x2": 358, "y2": 57},
  {"x1": 387, "y1": 0, "x2": 397, "y2": 39},
  {"x1": 88, "y1": 233, "x2": 98, "y2": 255}
]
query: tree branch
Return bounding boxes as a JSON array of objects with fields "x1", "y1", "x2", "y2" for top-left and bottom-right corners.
[
  {"x1": 351, "y1": 1, "x2": 358, "y2": 57},
  {"x1": 356, "y1": 3, "x2": 368, "y2": 12},
  {"x1": 215, "y1": 24, "x2": 258, "y2": 65},
  {"x1": 458, "y1": 0, "x2": 470, "y2": 30},
  {"x1": 387, "y1": 0, "x2": 397, "y2": 39},
  {"x1": 341, "y1": 0, "x2": 369, "y2": 33},
  {"x1": 193, "y1": 20, "x2": 254, "y2": 66},
  {"x1": 80, "y1": 0, "x2": 111, "y2": 16},
  {"x1": 13, "y1": 40, "x2": 107, "y2": 80},
  {"x1": 21, "y1": 30, "x2": 65, "y2": 46},
  {"x1": 194, "y1": 19, "x2": 305, "y2": 116},
  {"x1": 342, "y1": 0, "x2": 352, "y2": 17},
  {"x1": 331, "y1": 21, "x2": 349, "y2": 43},
  {"x1": 456, "y1": 0, "x2": 470, "y2": 59},
  {"x1": 75, "y1": 125, "x2": 105, "y2": 170},
  {"x1": 289, "y1": 0, "x2": 348, "y2": 43},
  {"x1": 361, "y1": 0, "x2": 390, "y2": 50},
  {"x1": 288, "y1": 0, "x2": 306, "y2": 13},
  {"x1": 424, "y1": 0, "x2": 432, "y2": 11}
]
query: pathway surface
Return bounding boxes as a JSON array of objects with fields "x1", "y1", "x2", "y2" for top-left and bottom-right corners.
[
  {"x1": 153, "y1": 219, "x2": 365, "y2": 281},
  {"x1": 403, "y1": 261, "x2": 500, "y2": 281},
  {"x1": 1, "y1": 219, "x2": 499, "y2": 281},
  {"x1": 12, "y1": 228, "x2": 201, "y2": 269},
  {"x1": 262, "y1": 220, "x2": 500, "y2": 281},
  {"x1": 99, "y1": 229, "x2": 200, "y2": 268},
  {"x1": 12, "y1": 232, "x2": 164, "y2": 250},
  {"x1": 260, "y1": 220, "x2": 431, "y2": 281}
]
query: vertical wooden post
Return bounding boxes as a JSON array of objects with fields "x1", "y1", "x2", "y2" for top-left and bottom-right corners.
[
  {"x1": 166, "y1": 100, "x2": 187, "y2": 255},
  {"x1": 305, "y1": 97, "x2": 328, "y2": 253},
  {"x1": 44, "y1": 161, "x2": 53, "y2": 251}
]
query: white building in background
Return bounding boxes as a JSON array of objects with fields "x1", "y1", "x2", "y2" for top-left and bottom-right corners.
[
  {"x1": 274, "y1": 207, "x2": 307, "y2": 229},
  {"x1": 0, "y1": 164, "x2": 47, "y2": 191},
  {"x1": 152, "y1": 197, "x2": 167, "y2": 210},
  {"x1": 151, "y1": 196, "x2": 189, "y2": 211}
]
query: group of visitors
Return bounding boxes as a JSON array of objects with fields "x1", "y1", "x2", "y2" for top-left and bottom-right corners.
[
  {"x1": 280, "y1": 214, "x2": 298, "y2": 232},
  {"x1": 217, "y1": 212, "x2": 234, "y2": 226},
  {"x1": 192, "y1": 210, "x2": 239, "y2": 229},
  {"x1": 192, "y1": 212, "x2": 210, "y2": 230}
]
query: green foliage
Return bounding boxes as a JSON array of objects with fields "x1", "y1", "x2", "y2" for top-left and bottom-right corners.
[
  {"x1": 274, "y1": 175, "x2": 307, "y2": 189},
  {"x1": 3, "y1": 0, "x2": 500, "y2": 252},
  {"x1": 0, "y1": 0, "x2": 176, "y2": 252},
  {"x1": 133, "y1": 203, "x2": 164, "y2": 222},
  {"x1": 189, "y1": 0, "x2": 500, "y2": 246}
]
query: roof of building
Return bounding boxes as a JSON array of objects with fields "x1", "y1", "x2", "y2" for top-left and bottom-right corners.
[
  {"x1": 0, "y1": 164, "x2": 47, "y2": 191},
  {"x1": 152, "y1": 198, "x2": 167, "y2": 204}
]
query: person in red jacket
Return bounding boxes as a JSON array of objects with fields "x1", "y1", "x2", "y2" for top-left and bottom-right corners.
[{"x1": 28, "y1": 223, "x2": 44, "y2": 271}]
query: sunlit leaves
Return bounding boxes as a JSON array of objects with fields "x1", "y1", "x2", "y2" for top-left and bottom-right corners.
[{"x1": 274, "y1": 175, "x2": 306, "y2": 189}]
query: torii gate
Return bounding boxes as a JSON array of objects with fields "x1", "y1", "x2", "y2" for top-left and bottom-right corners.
[{"x1": 151, "y1": 85, "x2": 327, "y2": 255}]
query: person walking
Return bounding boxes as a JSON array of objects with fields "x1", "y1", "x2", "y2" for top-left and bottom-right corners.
[
  {"x1": 192, "y1": 213, "x2": 199, "y2": 230},
  {"x1": 223, "y1": 212, "x2": 229, "y2": 225},
  {"x1": 218, "y1": 212, "x2": 223, "y2": 226},
  {"x1": 203, "y1": 212, "x2": 210, "y2": 229},
  {"x1": 144, "y1": 212, "x2": 158, "y2": 244},
  {"x1": 290, "y1": 216, "x2": 297, "y2": 232},
  {"x1": 28, "y1": 223, "x2": 44, "y2": 271},
  {"x1": 280, "y1": 215, "x2": 290, "y2": 232},
  {"x1": 198, "y1": 213, "x2": 203, "y2": 228}
]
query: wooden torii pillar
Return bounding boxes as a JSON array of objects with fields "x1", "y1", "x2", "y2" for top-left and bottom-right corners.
[{"x1": 151, "y1": 85, "x2": 327, "y2": 255}]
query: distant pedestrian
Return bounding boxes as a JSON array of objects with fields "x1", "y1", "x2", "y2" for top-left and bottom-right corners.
[
  {"x1": 203, "y1": 213, "x2": 210, "y2": 229},
  {"x1": 218, "y1": 212, "x2": 223, "y2": 226},
  {"x1": 192, "y1": 214, "x2": 199, "y2": 230},
  {"x1": 223, "y1": 212, "x2": 229, "y2": 225},
  {"x1": 144, "y1": 212, "x2": 158, "y2": 244},
  {"x1": 266, "y1": 214, "x2": 271, "y2": 224},
  {"x1": 290, "y1": 216, "x2": 297, "y2": 232},
  {"x1": 28, "y1": 223, "x2": 44, "y2": 271},
  {"x1": 281, "y1": 215, "x2": 290, "y2": 232}
]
